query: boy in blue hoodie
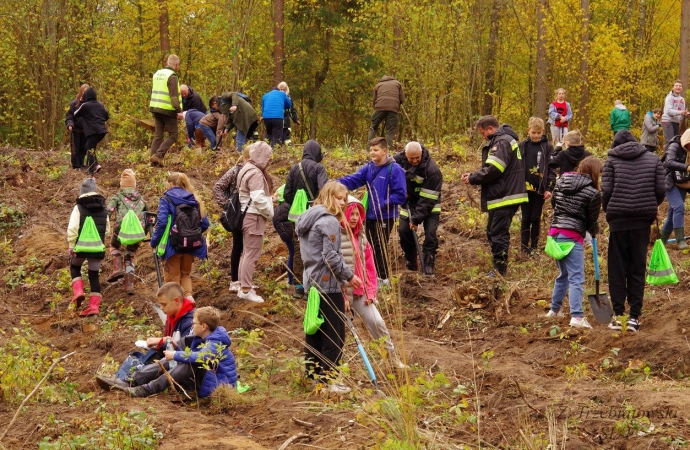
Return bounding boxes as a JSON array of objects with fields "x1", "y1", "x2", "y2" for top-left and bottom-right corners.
[{"x1": 339, "y1": 137, "x2": 406, "y2": 285}]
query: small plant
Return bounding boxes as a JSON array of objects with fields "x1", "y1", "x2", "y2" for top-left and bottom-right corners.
[
  {"x1": 2, "y1": 256, "x2": 47, "y2": 290},
  {"x1": 0, "y1": 203, "x2": 27, "y2": 235},
  {"x1": 564, "y1": 363, "x2": 588, "y2": 382}
]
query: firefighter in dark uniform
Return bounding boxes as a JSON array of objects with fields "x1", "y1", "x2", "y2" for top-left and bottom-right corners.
[
  {"x1": 462, "y1": 116, "x2": 527, "y2": 277},
  {"x1": 394, "y1": 142, "x2": 442, "y2": 276}
]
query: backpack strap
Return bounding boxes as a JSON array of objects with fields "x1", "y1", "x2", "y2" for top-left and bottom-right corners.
[{"x1": 298, "y1": 162, "x2": 315, "y2": 201}]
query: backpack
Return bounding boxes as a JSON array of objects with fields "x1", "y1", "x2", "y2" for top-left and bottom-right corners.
[
  {"x1": 220, "y1": 172, "x2": 252, "y2": 233},
  {"x1": 164, "y1": 195, "x2": 203, "y2": 253}
]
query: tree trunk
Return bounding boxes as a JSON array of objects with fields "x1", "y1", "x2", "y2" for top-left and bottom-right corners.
[
  {"x1": 272, "y1": 0, "x2": 284, "y2": 86},
  {"x1": 159, "y1": 0, "x2": 170, "y2": 66},
  {"x1": 308, "y1": 29, "x2": 332, "y2": 139},
  {"x1": 681, "y1": 0, "x2": 690, "y2": 96},
  {"x1": 534, "y1": 0, "x2": 548, "y2": 119},
  {"x1": 579, "y1": 0, "x2": 590, "y2": 133},
  {"x1": 483, "y1": 0, "x2": 501, "y2": 116}
]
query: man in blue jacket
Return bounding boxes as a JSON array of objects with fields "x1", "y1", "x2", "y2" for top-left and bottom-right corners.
[
  {"x1": 261, "y1": 87, "x2": 292, "y2": 147},
  {"x1": 339, "y1": 137, "x2": 407, "y2": 286}
]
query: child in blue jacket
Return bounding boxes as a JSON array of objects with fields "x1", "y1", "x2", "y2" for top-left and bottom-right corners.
[{"x1": 339, "y1": 137, "x2": 406, "y2": 285}]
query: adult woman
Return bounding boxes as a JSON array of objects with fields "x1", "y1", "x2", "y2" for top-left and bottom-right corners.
[
  {"x1": 662, "y1": 80, "x2": 688, "y2": 143},
  {"x1": 65, "y1": 84, "x2": 90, "y2": 170},
  {"x1": 277, "y1": 82, "x2": 299, "y2": 145},
  {"x1": 547, "y1": 88, "x2": 573, "y2": 145},
  {"x1": 660, "y1": 129, "x2": 690, "y2": 250}
]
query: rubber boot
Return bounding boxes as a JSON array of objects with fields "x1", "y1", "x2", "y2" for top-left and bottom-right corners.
[
  {"x1": 674, "y1": 228, "x2": 688, "y2": 250},
  {"x1": 107, "y1": 254, "x2": 124, "y2": 282},
  {"x1": 71, "y1": 278, "x2": 85, "y2": 308},
  {"x1": 660, "y1": 229, "x2": 671, "y2": 245},
  {"x1": 123, "y1": 257, "x2": 134, "y2": 295},
  {"x1": 80, "y1": 293, "x2": 101, "y2": 316},
  {"x1": 423, "y1": 253, "x2": 435, "y2": 277}
]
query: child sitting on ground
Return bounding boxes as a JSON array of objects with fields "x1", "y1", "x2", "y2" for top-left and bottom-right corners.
[{"x1": 103, "y1": 306, "x2": 236, "y2": 399}]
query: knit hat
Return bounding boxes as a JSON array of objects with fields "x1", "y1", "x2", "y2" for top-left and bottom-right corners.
[
  {"x1": 80, "y1": 177, "x2": 97, "y2": 195},
  {"x1": 120, "y1": 169, "x2": 136, "y2": 189},
  {"x1": 681, "y1": 129, "x2": 690, "y2": 150}
]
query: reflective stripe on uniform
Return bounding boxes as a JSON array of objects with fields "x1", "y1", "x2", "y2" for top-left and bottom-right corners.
[
  {"x1": 413, "y1": 175, "x2": 425, "y2": 184},
  {"x1": 511, "y1": 139, "x2": 521, "y2": 159},
  {"x1": 486, "y1": 193, "x2": 528, "y2": 210},
  {"x1": 432, "y1": 203, "x2": 441, "y2": 214},
  {"x1": 419, "y1": 188, "x2": 440, "y2": 200},
  {"x1": 648, "y1": 268, "x2": 675, "y2": 277},
  {"x1": 118, "y1": 231, "x2": 146, "y2": 240},
  {"x1": 399, "y1": 209, "x2": 409, "y2": 218},
  {"x1": 486, "y1": 155, "x2": 506, "y2": 172},
  {"x1": 288, "y1": 213, "x2": 301, "y2": 222}
]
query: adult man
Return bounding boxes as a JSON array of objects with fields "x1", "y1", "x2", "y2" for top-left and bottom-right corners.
[
  {"x1": 602, "y1": 130, "x2": 665, "y2": 332},
  {"x1": 261, "y1": 86, "x2": 292, "y2": 146},
  {"x1": 661, "y1": 80, "x2": 688, "y2": 143},
  {"x1": 462, "y1": 116, "x2": 527, "y2": 277},
  {"x1": 180, "y1": 85, "x2": 207, "y2": 113},
  {"x1": 367, "y1": 75, "x2": 404, "y2": 148},
  {"x1": 149, "y1": 55, "x2": 183, "y2": 166},
  {"x1": 394, "y1": 141, "x2": 442, "y2": 276}
]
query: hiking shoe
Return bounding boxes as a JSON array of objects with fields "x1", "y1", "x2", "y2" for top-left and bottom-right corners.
[
  {"x1": 228, "y1": 281, "x2": 240, "y2": 292},
  {"x1": 405, "y1": 260, "x2": 418, "y2": 271},
  {"x1": 569, "y1": 317, "x2": 592, "y2": 329},
  {"x1": 391, "y1": 354, "x2": 409, "y2": 369},
  {"x1": 545, "y1": 309, "x2": 565, "y2": 318},
  {"x1": 627, "y1": 318, "x2": 641, "y2": 332},
  {"x1": 96, "y1": 376, "x2": 128, "y2": 391},
  {"x1": 149, "y1": 155, "x2": 164, "y2": 167},
  {"x1": 113, "y1": 385, "x2": 151, "y2": 398},
  {"x1": 237, "y1": 289, "x2": 264, "y2": 303},
  {"x1": 293, "y1": 286, "x2": 305, "y2": 299},
  {"x1": 328, "y1": 383, "x2": 351, "y2": 395},
  {"x1": 608, "y1": 317, "x2": 623, "y2": 330}
]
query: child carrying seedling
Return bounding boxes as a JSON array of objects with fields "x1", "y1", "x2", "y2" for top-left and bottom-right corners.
[
  {"x1": 67, "y1": 178, "x2": 110, "y2": 316},
  {"x1": 106, "y1": 169, "x2": 148, "y2": 294},
  {"x1": 546, "y1": 156, "x2": 602, "y2": 329},
  {"x1": 296, "y1": 181, "x2": 363, "y2": 394},
  {"x1": 341, "y1": 195, "x2": 407, "y2": 369}
]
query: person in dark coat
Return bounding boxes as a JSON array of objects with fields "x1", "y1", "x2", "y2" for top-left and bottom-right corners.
[
  {"x1": 548, "y1": 130, "x2": 592, "y2": 176},
  {"x1": 74, "y1": 87, "x2": 109, "y2": 175},
  {"x1": 219, "y1": 92, "x2": 259, "y2": 151},
  {"x1": 659, "y1": 129, "x2": 690, "y2": 249},
  {"x1": 367, "y1": 75, "x2": 404, "y2": 148},
  {"x1": 277, "y1": 82, "x2": 299, "y2": 145},
  {"x1": 65, "y1": 84, "x2": 90, "y2": 169},
  {"x1": 602, "y1": 130, "x2": 666, "y2": 332},
  {"x1": 180, "y1": 85, "x2": 207, "y2": 113}
]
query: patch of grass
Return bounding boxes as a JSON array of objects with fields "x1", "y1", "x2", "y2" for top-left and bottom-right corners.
[{"x1": 2, "y1": 256, "x2": 47, "y2": 290}]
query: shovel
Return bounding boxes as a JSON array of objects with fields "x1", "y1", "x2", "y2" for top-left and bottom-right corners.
[
  {"x1": 408, "y1": 209, "x2": 425, "y2": 273},
  {"x1": 588, "y1": 238, "x2": 613, "y2": 324},
  {"x1": 345, "y1": 314, "x2": 379, "y2": 390}
]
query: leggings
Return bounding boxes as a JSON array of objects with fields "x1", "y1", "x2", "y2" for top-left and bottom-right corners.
[{"x1": 70, "y1": 257, "x2": 102, "y2": 293}]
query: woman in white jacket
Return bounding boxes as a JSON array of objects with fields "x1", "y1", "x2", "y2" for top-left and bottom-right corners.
[{"x1": 236, "y1": 141, "x2": 274, "y2": 302}]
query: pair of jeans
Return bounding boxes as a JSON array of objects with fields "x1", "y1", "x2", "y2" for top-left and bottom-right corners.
[
  {"x1": 305, "y1": 292, "x2": 345, "y2": 378},
  {"x1": 608, "y1": 227, "x2": 650, "y2": 319},
  {"x1": 662, "y1": 186, "x2": 686, "y2": 232},
  {"x1": 550, "y1": 235, "x2": 584, "y2": 318},
  {"x1": 367, "y1": 111, "x2": 399, "y2": 148},
  {"x1": 199, "y1": 124, "x2": 217, "y2": 149},
  {"x1": 662, "y1": 121, "x2": 679, "y2": 143},
  {"x1": 365, "y1": 218, "x2": 395, "y2": 280},
  {"x1": 132, "y1": 361, "x2": 206, "y2": 397},
  {"x1": 550, "y1": 125, "x2": 568, "y2": 144},
  {"x1": 520, "y1": 191, "x2": 546, "y2": 251},
  {"x1": 163, "y1": 253, "x2": 195, "y2": 296}
]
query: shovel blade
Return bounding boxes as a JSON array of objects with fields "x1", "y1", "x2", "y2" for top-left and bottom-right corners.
[{"x1": 588, "y1": 293, "x2": 613, "y2": 324}]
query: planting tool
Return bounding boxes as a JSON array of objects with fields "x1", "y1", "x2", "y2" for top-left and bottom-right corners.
[
  {"x1": 144, "y1": 212, "x2": 166, "y2": 324},
  {"x1": 345, "y1": 314, "x2": 378, "y2": 390},
  {"x1": 409, "y1": 209, "x2": 425, "y2": 273},
  {"x1": 666, "y1": 236, "x2": 690, "y2": 244},
  {"x1": 588, "y1": 238, "x2": 613, "y2": 324}
]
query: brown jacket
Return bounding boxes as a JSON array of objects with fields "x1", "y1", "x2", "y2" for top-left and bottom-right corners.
[
  {"x1": 373, "y1": 76, "x2": 404, "y2": 113},
  {"x1": 200, "y1": 111, "x2": 228, "y2": 144}
]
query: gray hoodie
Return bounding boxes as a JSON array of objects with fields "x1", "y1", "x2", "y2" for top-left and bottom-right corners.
[{"x1": 296, "y1": 205, "x2": 354, "y2": 294}]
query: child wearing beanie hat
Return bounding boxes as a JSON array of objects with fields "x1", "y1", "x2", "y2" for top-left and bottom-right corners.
[
  {"x1": 67, "y1": 177, "x2": 110, "y2": 316},
  {"x1": 106, "y1": 169, "x2": 148, "y2": 294}
]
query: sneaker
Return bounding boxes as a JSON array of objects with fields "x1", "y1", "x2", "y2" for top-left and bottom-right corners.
[
  {"x1": 96, "y1": 376, "x2": 128, "y2": 391},
  {"x1": 608, "y1": 317, "x2": 623, "y2": 330},
  {"x1": 121, "y1": 385, "x2": 151, "y2": 398},
  {"x1": 569, "y1": 317, "x2": 592, "y2": 329},
  {"x1": 377, "y1": 278, "x2": 391, "y2": 291},
  {"x1": 391, "y1": 354, "x2": 409, "y2": 369},
  {"x1": 228, "y1": 281, "x2": 240, "y2": 292},
  {"x1": 237, "y1": 289, "x2": 264, "y2": 303},
  {"x1": 328, "y1": 383, "x2": 351, "y2": 395},
  {"x1": 94, "y1": 164, "x2": 102, "y2": 174},
  {"x1": 293, "y1": 286, "x2": 305, "y2": 299},
  {"x1": 545, "y1": 309, "x2": 564, "y2": 318},
  {"x1": 627, "y1": 318, "x2": 641, "y2": 332}
]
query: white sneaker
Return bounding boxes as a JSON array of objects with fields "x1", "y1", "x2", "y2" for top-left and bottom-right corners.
[
  {"x1": 377, "y1": 278, "x2": 391, "y2": 291},
  {"x1": 237, "y1": 289, "x2": 264, "y2": 303},
  {"x1": 328, "y1": 383, "x2": 351, "y2": 395},
  {"x1": 545, "y1": 309, "x2": 564, "y2": 318},
  {"x1": 391, "y1": 355, "x2": 409, "y2": 369},
  {"x1": 569, "y1": 317, "x2": 592, "y2": 329},
  {"x1": 228, "y1": 281, "x2": 240, "y2": 292}
]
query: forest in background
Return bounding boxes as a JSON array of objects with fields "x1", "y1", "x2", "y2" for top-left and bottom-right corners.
[{"x1": 0, "y1": 0, "x2": 688, "y2": 150}]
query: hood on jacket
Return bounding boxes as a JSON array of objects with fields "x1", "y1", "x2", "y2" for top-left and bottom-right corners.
[
  {"x1": 608, "y1": 142, "x2": 647, "y2": 160},
  {"x1": 344, "y1": 195, "x2": 365, "y2": 235},
  {"x1": 82, "y1": 87, "x2": 97, "y2": 102},
  {"x1": 615, "y1": 104, "x2": 627, "y2": 110},
  {"x1": 376, "y1": 154, "x2": 395, "y2": 167},
  {"x1": 302, "y1": 140, "x2": 323, "y2": 163},
  {"x1": 205, "y1": 326, "x2": 232, "y2": 347},
  {"x1": 563, "y1": 145, "x2": 588, "y2": 164},
  {"x1": 119, "y1": 187, "x2": 143, "y2": 203},
  {"x1": 558, "y1": 173, "x2": 593, "y2": 195},
  {"x1": 249, "y1": 141, "x2": 273, "y2": 170},
  {"x1": 164, "y1": 186, "x2": 198, "y2": 206},
  {"x1": 295, "y1": 205, "x2": 331, "y2": 237},
  {"x1": 612, "y1": 129, "x2": 637, "y2": 148},
  {"x1": 379, "y1": 75, "x2": 395, "y2": 82},
  {"x1": 681, "y1": 129, "x2": 690, "y2": 149},
  {"x1": 499, "y1": 124, "x2": 519, "y2": 141}
]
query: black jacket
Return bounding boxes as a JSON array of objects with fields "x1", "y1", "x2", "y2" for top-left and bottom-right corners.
[
  {"x1": 75, "y1": 194, "x2": 108, "y2": 259},
  {"x1": 283, "y1": 140, "x2": 328, "y2": 205},
  {"x1": 468, "y1": 125, "x2": 527, "y2": 212},
  {"x1": 550, "y1": 173, "x2": 601, "y2": 238},
  {"x1": 662, "y1": 135, "x2": 688, "y2": 191},
  {"x1": 602, "y1": 130, "x2": 665, "y2": 231},
  {"x1": 272, "y1": 201, "x2": 293, "y2": 243},
  {"x1": 549, "y1": 144, "x2": 592, "y2": 175},
  {"x1": 65, "y1": 98, "x2": 84, "y2": 133},
  {"x1": 518, "y1": 135, "x2": 556, "y2": 195},
  {"x1": 74, "y1": 88, "x2": 109, "y2": 137},
  {"x1": 182, "y1": 87, "x2": 207, "y2": 113},
  {"x1": 393, "y1": 144, "x2": 443, "y2": 224},
  {"x1": 284, "y1": 98, "x2": 299, "y2": 128}
]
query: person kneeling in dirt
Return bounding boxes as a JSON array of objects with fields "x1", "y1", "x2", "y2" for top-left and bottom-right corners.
[
  {"x1": 97, "y1": 282, "x2": 195, "y2": 389},
  {"x1": 461, "y1": 116, "x2": 527, "y2": 277},
  {"x1": 67, "y1": 178, "x2": 110, "y2": 316},
  {"x1": 103, "y1": 306, "x2": 236, "y2": 398},
  {"x1": 394, "y1": 141, "x2": 442, "y2": 276}
]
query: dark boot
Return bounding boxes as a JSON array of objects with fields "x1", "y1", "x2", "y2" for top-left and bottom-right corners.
[
  {"x1": 80, "y1": 293, "x2": 101, "y2": 316},
  {"x1": 124, "y1": 257, "x2": 134, "y2": 295},
  {"x1": 113, "y1": 384, "x2": 151, "y2": 398},
  {"x1": 423, "y1": 253, "x2": 435, "y2": 277},
  {"x1": 405, "y1": 256, "x2": 418, "y2": 271},
  {"x1": 107, "y1": 254, "x2": 124, "y2": 282},
  {"x1": 674, "y1": 228, "x2": 688, "y2": 250},
  {"x1": 660, "y1": 229, "x2": 671, "y2": 245},
  {"x1": 71, "y1": 278, "x2": 85, "y2": 308}
]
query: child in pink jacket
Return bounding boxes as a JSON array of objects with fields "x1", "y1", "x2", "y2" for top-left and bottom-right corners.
[{"x1": 341, "y1": 196, "x2": 407, "y2": 369}]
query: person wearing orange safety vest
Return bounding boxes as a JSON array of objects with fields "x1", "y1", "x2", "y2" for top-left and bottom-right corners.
[{"x1": 149, "y1": 54, "x2": 183, "y2": 167}]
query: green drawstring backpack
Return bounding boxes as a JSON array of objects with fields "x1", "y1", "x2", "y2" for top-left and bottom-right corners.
[
  {"x1": 288, "y1": 189, "x2": 309, "y2": 223},
  {"x1": 118, "y1": 210, "x2": 146, "y2": 245},
  {"x1": 156, "y1": 215, "x2": 172, "y2": 258},
  {"x1": 303, "y1": 287, "x2": 324, "y2": 335},
  {"x1": 646, "y1": 239, "x2": 679, "y2": 285},
  {"x1": 276, "y1": 184, "x2": 285, "y2": 203},
  {"x1": 74, "y1": 216, "x2": 105, "y2": 253},
  {"x1": 544, "y1": 235, "x2": 575, "y2": 260},
  {"x1": 361, "y1": 191, "x2": 369, "y2": 213}
]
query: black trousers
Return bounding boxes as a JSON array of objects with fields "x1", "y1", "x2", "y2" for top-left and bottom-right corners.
[
  {"x1": 520, "y1": 191, "x2": 546, "y2": 251},
  {"x1": 399, "y1": 214, "x2": 440, "y2": 262},
  {"x1": 305, "y1": 292, "x2": 345, "y2": 379},
  {"x1": 230, "y1": 231, "x2": 243, "y2": 282},
  {"x1": 84, "y1": 133, "x2": 105, "y2": 174},
  {"x1": 367, "y1": 111, "x2": 399, "y2": 148},
  {"x1": 131, "y1": 360, "x2": 206, "y2": 396},
  {"x1": 486, "y1": 205, "x2": 519, "y2": 275},
  {"x1": 366, "y1": 218, "x2": 395, "y2": 280},
  {"x1": 70, "y1": 131, "x2": 87, "y2": 169},
  {"x1": 263, "y1": 118, "x2": 283, "y2": 146},
  {"x1": 608, "y1": 227, "x2": 650, "y2": 319}
]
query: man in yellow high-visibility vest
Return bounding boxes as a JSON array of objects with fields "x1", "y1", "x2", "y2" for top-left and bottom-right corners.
[{"x1": 149, "y1": 54, "x2": 183, "y2": 166}]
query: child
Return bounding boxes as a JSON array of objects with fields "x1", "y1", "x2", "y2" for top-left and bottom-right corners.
[
  {"x1": 519, "y1": 117, "x2": 556, "y2": 255},
  {"x1": 109, "y1": 306, "x2": 237, "y2": 398},
  {"x1": 199, "y1": 96, "x2": 228, "y2": 150},
  {"x1": 546, "y1": 156, "x2": 602, "y2": 329},
  {"x1": 609, "y1": 100, "x2": 631, "y2": 138},
  {"x1": 73, "y1": 87, "x2": 109, "y2": 175},
  {"x1": 342, "y1": 195, "x2": 407, "y2": 369},
  {"x1": 150, "y1": 172, "x2": 209, "y2": 302},
  {"x1": 296, "y1": 181, "x2": 363, "y2": 394},
  {"x1": 547, "y1": 88, "x2": 572, "y2": 146},
  {"x1": 548, "y1": 130, "x2": 592, "y2": 176},
  {"x1": 67, "y1": 178, "x2": 110, "y2": 316},
  {"x1": 183, "y1": 109, "x2": 207, "y2": 148},
  {"x1": 339, "y1": 137, "x2": 407, "y2": 286},
  {"x1": 106, "y1": 169, "x2": 148, "y2": 294},
  {"x1": 640, "y1": 108, "x2": 662, "y2": 153},
  {"x1": 96, "y1": 282, "x2": 196, "y2": 388}
]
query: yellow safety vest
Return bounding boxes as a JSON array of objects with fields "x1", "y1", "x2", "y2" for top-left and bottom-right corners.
[{"x1": 149, "y1": 68, "x2": 182, "y2": 111}]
